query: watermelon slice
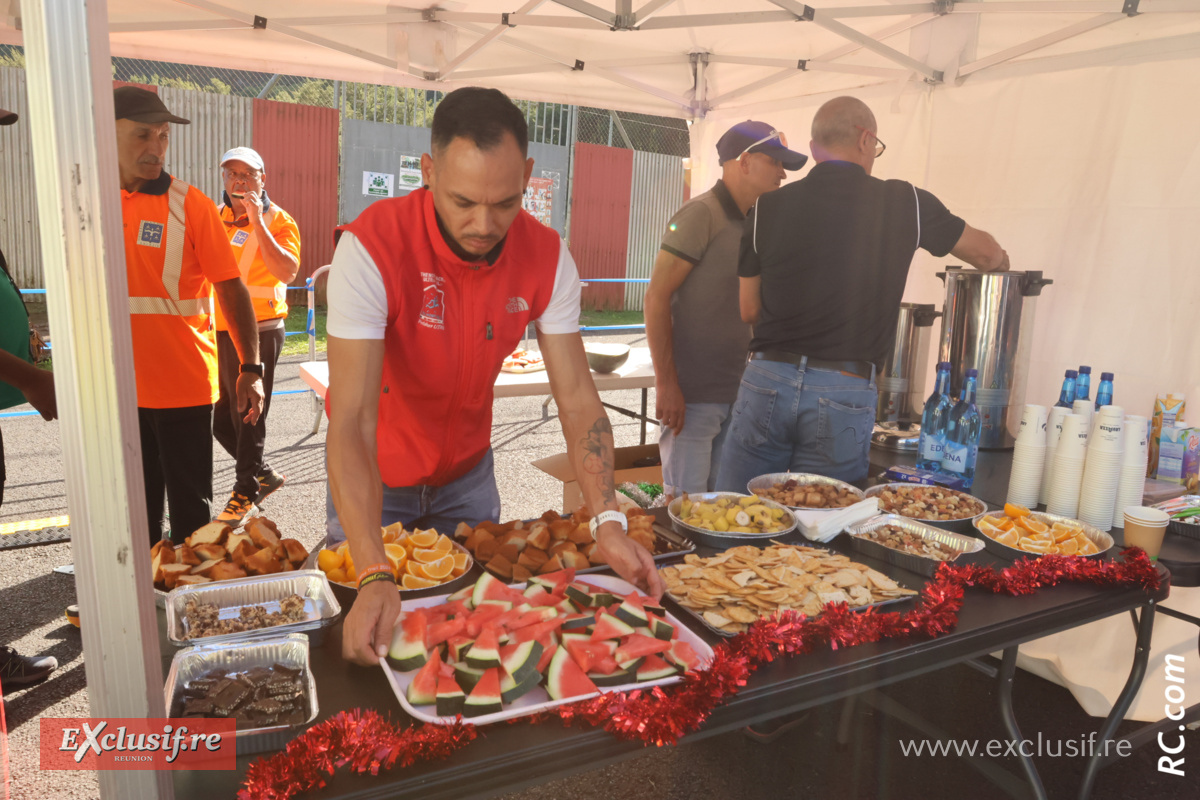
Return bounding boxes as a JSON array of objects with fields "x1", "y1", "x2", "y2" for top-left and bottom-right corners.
[
  {"x1": 636, "y1": 654, "x2": 679, "y2": 682},
  {"x1": 564, "y1": 583, "x2": 593, "y2": 609},
  {"x1": 513, "y1": 607, "x2": 558, "y2": 629},
  {"x1": 387, "y1": 610, "x2": 429, "y2": 671},
  {"x1": 435, "y1": 673, "x2": 465, "y2": 716},
  {"x1": 565, "y1": 640, "x2": 612, "y2": 673},
  {"x1": 463, "y1": 668, "x2": 503, "y2": 717},
  {"x1": 589, "y1": 655, "x2": 620, "y2": 675},
  {"x1": 556, "y1": 598, "x2": 580, "y2": 616},
  {"x1": 534, "y1": 568, "x2": 576, "y2": 595},
  {"x1": 590, "y1": 612, "x2": 636, "y2": 641},
  {"x1": 588, "y1": 666, "x2": 634, "y2": 687},
  {"x1": 465, "y1": 604, "x2": 507, "y2": 637},
  {"x1": 617, "y1": 656, "x2": 645, "y2": 673},
  {"x1": 446, "y1": 584, "x2": 474, "y2": 605},
  {"x1": 426, "y1": 617, "x2": 467, "y2": 650},
  {"x1": 499, "y1": 640, "x2": 544, "y2": 683},
  {"x1": 614, "y1": 633, "x2": 672, "y2": 663},
  {"x1": 406, "y1": 649, "x2": 442, "y2": 705},
  {"x1": 663, "y1": 640, "x2": 700, "y2": 672},
  {"x1": 561, "y1": 612, "x2": 596, "y2": 631},
  {"x1": 511, "y1": 617, "x2": 564, "y2": 645},
  {"x1": 649, "y1": 617, "x2": 675, "y2": 641},
  {"x1": 453, "y1": 661, "x2": 485, "y2": 692},
  {"x1": 545, "y1": 645, "x2": 599, "y2": 701},
  {"x1": 588, "y1": 591, "x2": 616, "y2": 609},
  {"x1": 472, "y1": 572, "x2": 520, "y2": 608},
  {"x1": 536, "y1": 643, "x2": 558, "y2": 674},
  {"x1": 642, "y1": 598, "x2": 667, "y2": 618},
  {"x1": 466, "y1": 626, "x2": 501, "y2": 669},
  {"x1": 445, "y1": 635, "x2": 474, "y2": 663},
  {"x1": 476, "y1": 599, "x2": 515, "y2": 612},
  {"x1": 499, "y1": 669, "x2": 541, "y2": 704},
  {"x1": 614, "y1": 596, "x2": 650, "y2": 628}
]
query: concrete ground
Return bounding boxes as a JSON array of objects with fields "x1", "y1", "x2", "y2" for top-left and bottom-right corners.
[{"x1": 1, "y1": 335, "x2": 1197, "y2": 800}]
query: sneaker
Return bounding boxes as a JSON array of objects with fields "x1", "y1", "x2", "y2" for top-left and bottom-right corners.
[
  {"x1": 254, "y1": 470, "x2": 286, "y2": 506},
  {"x1": 0, "y1": 645, "x2": 59, "y2": 686},
  {"x1": 216, "y1": 492, "x2": 257, "y2": 524}
]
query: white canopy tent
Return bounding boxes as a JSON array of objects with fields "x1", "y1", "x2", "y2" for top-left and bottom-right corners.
[{"x1": 5, "y1": 2, "x2": 1200, "y2": 797}]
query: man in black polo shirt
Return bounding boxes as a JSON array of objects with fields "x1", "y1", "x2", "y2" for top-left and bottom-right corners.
[{"x1": 716, "y1": 96, "x2": 1007, "y2": 488}]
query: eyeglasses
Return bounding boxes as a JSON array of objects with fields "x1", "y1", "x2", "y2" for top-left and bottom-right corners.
[
  {"x1": 738, "y1": 129, "x2": 788, "y2": 160},
  {"x1": 854, "y1": 125, "x2": 886, "y2": 158}
]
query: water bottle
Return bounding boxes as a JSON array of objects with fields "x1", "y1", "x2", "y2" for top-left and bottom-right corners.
[
  {"x1": 1055, "y1": 370, "x2": 1078, "y2": 408},
  {"x1": 1076, "y1": 366, "x2": 1092, "y2": 403},
  {"x1": 916, "y1": 362, "x2": 953, "y2": 471},
  {"x1": 942, "y1": 368, "x2": 982, "y2": 487},
  {"x1": 1095, "y1": 372, "x2": 1114, "y2": 409}
]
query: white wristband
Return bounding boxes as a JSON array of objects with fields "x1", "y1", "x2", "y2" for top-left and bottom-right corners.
[{"x1": 588, "y1": 510, "x2": 627, "y2": 541}]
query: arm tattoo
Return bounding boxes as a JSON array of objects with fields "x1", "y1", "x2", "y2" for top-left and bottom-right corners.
[{"x1": 580, "y1": 416, "x2": 615, "y2": 499}]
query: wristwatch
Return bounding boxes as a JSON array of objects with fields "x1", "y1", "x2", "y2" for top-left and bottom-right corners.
[
  {"x1": 588, "y1": 510, "x2": 627, "y2": 541},
  {"x1": 239, "y1": 363, "x2": 264, "y2": 377}
]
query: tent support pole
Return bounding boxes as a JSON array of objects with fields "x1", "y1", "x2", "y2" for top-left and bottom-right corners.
[{"x1": 23, "y1": 0, "x2": 171, "y2": 797}]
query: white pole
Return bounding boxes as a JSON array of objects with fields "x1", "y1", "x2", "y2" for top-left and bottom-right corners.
[{"x1": 21, "y1": 1, "x2": 172, "y2": 797}]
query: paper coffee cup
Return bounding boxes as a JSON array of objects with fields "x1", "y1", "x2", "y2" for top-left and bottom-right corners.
[{"x1": 1123, "y1": 506, "x2": 1169, "y2": 559}]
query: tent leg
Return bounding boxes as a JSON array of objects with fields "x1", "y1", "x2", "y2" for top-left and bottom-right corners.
[{"x1": 22, "y1": 0, "x2": 173, "y2": 798}]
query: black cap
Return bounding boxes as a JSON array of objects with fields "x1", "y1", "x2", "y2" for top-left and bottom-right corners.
[
  {"x1": 1078, "y1": 365, "x2": 1091, "y2": 374},
  {"x1": 1101, "y1": 372, "x2": 1113, "y2": 381},
  {"x1": 716, "y1": 120, "x2": 807, "y2": 170},
  {"x1": 0, "y1": 108, "x2": 16, "y2": 126},
  {"x1": 113, "y1": 87, "x2": 190, "y2": 124}
]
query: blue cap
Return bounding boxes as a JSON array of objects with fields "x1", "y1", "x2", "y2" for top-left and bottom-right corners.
[
  {"x1": 1079, "y1": 365, "x2": 1092, "y2": 374},
  {"x1": 966, "y1": 368, "x2": 978, "y2": 377},
  {"x1": 1066, "y1": 369, "x2": 1078, "y2": 378},
  {"x1": 938, "y1": 361, "x2": 951, "y2": 370},
  {"x1": 716, "y1": 120, "x2": 808, "y2": 170},
  {"x1": 1101, "y1": 372, "x2": 1114, "y2": 381}
]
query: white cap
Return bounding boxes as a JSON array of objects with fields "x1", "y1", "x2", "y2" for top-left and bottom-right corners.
[{"x1": 220, "y1": 146, "x2": 265, "y2": 171}]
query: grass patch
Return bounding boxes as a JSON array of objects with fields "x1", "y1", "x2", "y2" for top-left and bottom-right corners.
[
  {"x1": 579, "y1": 309, "x2": 645, "y2": 328},
  {"x1": 282, "y1": 304, "x2": 325, "y2": 357}
]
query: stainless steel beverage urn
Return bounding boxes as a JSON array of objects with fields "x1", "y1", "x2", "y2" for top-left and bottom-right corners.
[
  {"x1": 877, "y1": 303, "x2": 941, "y2": 423},
  {"x1": 937, "y1": 268, "x2": 1052, "y2": 449}
]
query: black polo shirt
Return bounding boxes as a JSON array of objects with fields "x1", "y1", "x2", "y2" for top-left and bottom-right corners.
[{"x1": 739, "y1": 160, "x2": 965, "y2": 369}]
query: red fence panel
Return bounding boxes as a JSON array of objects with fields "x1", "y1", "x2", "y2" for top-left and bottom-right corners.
[
  {"x1": 569, "y1": 143, "x2": 633, "y2": 311},
  {"x1": 251, "y1": 99, "x2": 339, "y2": 283}
]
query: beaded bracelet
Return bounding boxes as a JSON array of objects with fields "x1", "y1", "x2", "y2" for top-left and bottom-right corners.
[{"x1": 357, "y1": 571, "x2": 397, "y2": 591}]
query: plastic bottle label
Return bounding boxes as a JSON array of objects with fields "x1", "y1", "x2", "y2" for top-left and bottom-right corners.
[
  {"x1": 920, "y1": 437, "x2": 943, "y2": 461},
  {"x1": 942, "y1": 442, "x2": 969, "y2": 474}
]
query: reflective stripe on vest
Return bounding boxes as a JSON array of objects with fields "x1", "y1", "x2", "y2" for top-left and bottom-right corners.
[
  {"x1": 128, "y1": 179, "x2": 215, "y2": 317},
  {"x1": 234, "y1": 209, "x2": 287, "y2": 305}
]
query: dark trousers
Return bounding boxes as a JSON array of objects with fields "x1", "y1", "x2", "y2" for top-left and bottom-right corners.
[
  {"x1": 139, "y1": 404, "x2": 214, "y2": 548},
  {"x1": 213, "y1": 327, "x2": 284, "y2": 498}
]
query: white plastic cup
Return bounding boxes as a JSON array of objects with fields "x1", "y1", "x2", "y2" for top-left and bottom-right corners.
[
  {"x1": 1056, "y1": 414, "x2": 1089, "y2": 459},
  {"x1": 1017, "y1": 405, "x2": 1048, "y2": 446},
  {"x1": 1122, "y1": 416, "x2": 1149, "y2": 465},
  {"x1": 1045, "y1": 406, "x2": 1070, "y2": 450},
  {"x1": 1073, "y1": 399, "x2": 1094, "y2": 428},
  {"x1": 1088, "y1": 415, "x2": 1124, "y2": 454}
]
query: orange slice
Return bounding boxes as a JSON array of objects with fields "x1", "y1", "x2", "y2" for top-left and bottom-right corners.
[
  {"x1": 995, "y1": 529, "x2": 1020, "y2": 548},
  {"x1": 1004, "y1": 503, "x2": 1032, "y2": 518},
  {"x1": 411, "y1": 546, "x2": 447, "y2": 563},
  {"x1": 407, "y1": 530, "x2": 440, "y2": 549},
  {"x1": 401, "y1": 573, "x2": 440, "y2": 590},
  {"x1": 994, "y1": 516, "x2": 1016, "y2": 531},
  {"x1": 1058, "y1": 538, "x2": 1078, "y2": 555},
  {"x1": 344, "y1": 563, "x2": 358, "y2": 582},
  {"x1": 1079, "y1": 539, "x2": 1100, "y2": 555},
  {"x1": 327, "y1": 567, "x2": 347, "y2": 584},
  {"x1": 451, "y1": 552, "x2": 470, "y2": 572},
  {"x1": 317, "y1": 549, "x2": 343, "y2": 573},
  {"x1": 1017, "y1": 516, "x2": 1050, "y2": 535},
  {"x1": 1020, "y1": 539, "x2": 1053, "y2": 553},
  {"x1": 422, "y1": 555, "x2": 455, "y2": 580},
  {"x1": 406, "y1": 562, "x2": 431, "y2": 579},
  {"x1": 1051, "y1": 524, "x2": 1078, "y2": 543},
  {"x1": 384, "y1": 543, "x2": 408, "y2": 575},
  {"x1": 430, "y1": 535, "x2": 454, "y2": 554}
]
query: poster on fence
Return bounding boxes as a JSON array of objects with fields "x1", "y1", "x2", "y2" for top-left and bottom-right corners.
[
  {"x1": 398, "y1": 155, "x2": 423, "y2": 193},
  {"x1": 523, "y1": 177, "x2": 554, "y2": 228},
  {"x1": 362, "y1": 171, "x2": 394, "y2": 198}
]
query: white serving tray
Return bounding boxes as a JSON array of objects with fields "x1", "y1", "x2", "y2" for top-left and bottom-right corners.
[{"x1": 380, "y1": 573, "x2": 714, "y2": 727}]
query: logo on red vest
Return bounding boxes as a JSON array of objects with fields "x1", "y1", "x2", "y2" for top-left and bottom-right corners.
[
  {"x1": 506, "y1": 297, "x2": 529, "y2": 313},
  {"x1": 421, "y1": 284, "x2": 445, "y2": 329}
]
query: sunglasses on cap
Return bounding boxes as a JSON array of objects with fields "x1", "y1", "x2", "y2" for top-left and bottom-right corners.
[{"x1": 738, "y1": 129, "x2": 788, "y2": 160}]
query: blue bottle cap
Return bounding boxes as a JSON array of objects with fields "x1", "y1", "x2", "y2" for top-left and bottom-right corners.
[
  {"x1": 1078, "y1": 365, "x2": 1092, "y2": 374},
  {"x1": 965, "y1": 368, "x2": 978, "y2": 377},
  {"x1": 1101, "y1": 372, "x2": 1114, "y2": 381},
  {"x1": 1065, "y1": 369, "x2": 1078, "y2": 378},
  {"x1": 937, "y1": 361, "x2": 951, "y2": 370}
]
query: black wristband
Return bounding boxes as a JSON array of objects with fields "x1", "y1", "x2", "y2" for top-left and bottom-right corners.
[
  {"x1": 239, "y1": 363, "x2": 264, "y2": 376},
  {"x1": 357, "y1": 571, "x2": 397, "y2": 591}
]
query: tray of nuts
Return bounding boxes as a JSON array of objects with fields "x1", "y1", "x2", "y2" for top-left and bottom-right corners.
[
  {"x1": 747, "y1": 473, "x2": 865, "y2": 511},
  {"x1": 165, "y1": 571, "x2": 341, "y2": 648},
  {"x1": 164, "y1": 633, "x2": 317, "y2": 756},
  {"x1": 864, "y1": 483, "x2": 987, "y2": 533},
  {"x1": 843, "y1": 515, "x2": 986, "y2": 576},
  {"x1": 658, "y1": 543, "x2": 917, "y2": 637}
]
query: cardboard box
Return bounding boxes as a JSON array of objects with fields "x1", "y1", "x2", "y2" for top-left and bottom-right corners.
[
  {"x1": 532, "y1": 444, "x2": 662, "y2": 513},
  {"x1": 1157, "y1": 425, "x2": 1200, "y2": 491}
]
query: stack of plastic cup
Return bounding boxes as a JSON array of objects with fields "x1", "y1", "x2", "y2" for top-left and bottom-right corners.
[
  {"x1": 1046, "y1": 414, "x2": 1089, "y2": 518},
  {"x1": 1007, "y1": 404, "x2": 1047, "y2": 508},
  {"x1": 1077, "y1": 406, "x2": 1125, "y2": 530},
  {"x1": 1040, "y1": 406, "x2": 1071, "y2": 506},
  {"x1": 1111, "y1": 414, "x2": 1149, "y2": 526},
  {"x1": 1072, "y1": 399, "x2": 1094, "y2": 432}
]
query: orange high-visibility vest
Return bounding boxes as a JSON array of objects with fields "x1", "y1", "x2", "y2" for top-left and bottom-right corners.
[{"x1": 215, "y1": 200, "x2": 301, "y2": 330}]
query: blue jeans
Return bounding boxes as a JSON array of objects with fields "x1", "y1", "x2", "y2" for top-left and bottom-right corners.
[
  {"x1": 325, "y1": 448, "x2": 502, "y2": 546},
  {"x1": 715, "y1": 359, "x2": 877, "y2": 492},
  {"x1": 658, "y1": 402, "x2": 733, "y2": 495}
]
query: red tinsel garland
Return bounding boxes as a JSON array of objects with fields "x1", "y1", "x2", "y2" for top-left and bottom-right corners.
[{"x1": 241, "y1": 549, "x2": 1160, "y2": 799}]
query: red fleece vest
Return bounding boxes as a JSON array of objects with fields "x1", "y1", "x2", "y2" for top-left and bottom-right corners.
[{"x1": 336, "y1": 188, "x2": 560, "y2": 487}]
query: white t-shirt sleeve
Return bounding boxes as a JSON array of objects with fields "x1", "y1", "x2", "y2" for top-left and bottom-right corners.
[
  {"x1": 534, "y1": 239, "x2": 582, "y2": 335},
  {"x1": 326, "y1": 232, "x2": 388, "y2": 340}
]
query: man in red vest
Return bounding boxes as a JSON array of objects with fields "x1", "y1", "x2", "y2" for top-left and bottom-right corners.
[{"x1": 327, "y1": 87, "x2": 665, "y2": 666}]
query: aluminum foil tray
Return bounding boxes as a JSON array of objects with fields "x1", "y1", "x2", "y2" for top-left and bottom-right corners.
[
  {"x1": 971, "y1": 510, "x2": 1114, "y2": 560},
  {"x1": 1153, "y1": 495, "x2": 1200, "y2": 541},
  {"x1": 163, "y1": 633, "x2": 317, "y2": 756},
  {"x1": 165, "y1": 570, "x2": 340, "y2": 647},
  {"x1": 746, "y1": 472, "x2": 866, "y2": 511},
  {"x1": 668, "y1": 493, "x2": 797, "y2": 549},
  {"x1": 844, "y1": 514, "x2": 986, "y2": 577},
  {"x1": 864, "y1": 483, "x2": 988, "y2": 534}
]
